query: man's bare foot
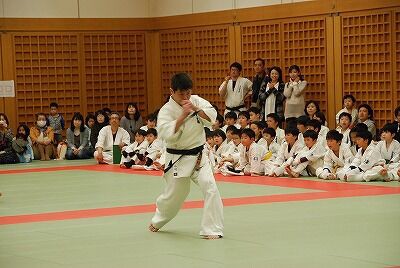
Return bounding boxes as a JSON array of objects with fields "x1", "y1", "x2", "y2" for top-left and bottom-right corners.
[
  {"x1": 148, "y1": 223, "x2": 159, "y2": 232},
  {"x1": 326, "y1": 174, "x2": 336, "y2": 180},
  {"x1": 380, "y1": 168, "x2": 388, "y2": 176},
  {"x1": 201, "y1": 235, "x2": 223, "y2": 240}
]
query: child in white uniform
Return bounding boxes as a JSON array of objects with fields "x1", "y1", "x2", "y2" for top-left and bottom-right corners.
[{"x1": 120, "y1": 129, "x2": 148, "y2": 168}]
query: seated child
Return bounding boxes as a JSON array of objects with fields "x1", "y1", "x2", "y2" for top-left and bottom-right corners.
[
  {"x1": 285, "y1": 130, "x2": 325, "y2": 177},
  {"x1": 250, "y1": 121, "x2": 265, "y2": 145},
  {"x1": 305, "y1": 119, "x2": 327, "y2": 150},
  {"x1": 316, "y1": 130, "x2": 354, "y2": 180},
  {"x1": 203, "y1": 128, "x2": 216, "y2": 169},
  {"x1": 366, "y1": 123, "x2": 400, "y2": 181},
  {"x1": 336, "y1": 112, "x2": 352, "y2": 145},
  {"x1": 261, "y1": 127, "x2": 280, "y2": 162},
  {"x1": 12, "y1": 124, "x2": 34, "y2": 163},
  {"x1": 296, "y1": 115, "x2": 309, "y2": 145},
  {"x1": 248, "y1": 107, "x2": 261, "y2": 123},
  {"x1": 237, "y1": 111, "x2": 250, "y2": 130},
  {"x1": 218, "y1": 127, "x2": 243, "y2": 173},
  {"x1": 140, "y1": 113, "x2": 157, "y2": 131},
  {"x1": 349, "y1": 123, "x2": 369, "y2": 155},
  {"x1": 265, "y1": 126, "x2": 304, "y2": 176},
  {"x1": 342, "y1": 130, "x2": 385, "y2": 182},
  {"x1": 141, "y1": 128, "x2": 164, "y2": 167},
  {"x1": 213, "y1": 129, "x2": 230, "y2": 166},
  {"x1": 229, "y1": 128, "x2": 266, "y2": 176},
  {"x1": 221, "y1": 112, "x2": 239, "y2": 132},
  {"x1": 120, "y1": 129, "x2": 149, "y2": 168},
  {"x1": 336, "y1": 94, "x2": 358, "y2": 128},
  {"x1": 211, "y1": 114, "x2": 224, "y2": 131},
  {"x1": 266, "y1": 113, "x2": 285, "y2": 145}
]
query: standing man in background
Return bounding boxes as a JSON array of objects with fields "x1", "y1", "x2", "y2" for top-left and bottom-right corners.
[
  {"x1": 219, "y1": 62, "x2": 253, "y2": 115},
  {"x1": 251, "y1": 58, "x2": 268, "y2": 109}
]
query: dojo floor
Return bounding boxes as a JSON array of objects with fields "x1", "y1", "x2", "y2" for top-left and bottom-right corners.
[{"x1": 0, "y1": 160, "x2": 399, "y2": 268}]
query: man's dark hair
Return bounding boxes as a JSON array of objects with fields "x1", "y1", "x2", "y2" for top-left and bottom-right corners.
[
  {"x1": 50, "y1": 102, "x2": 58, "y2": 108},
  {"x1": 225, "y1": 111, "x2": 238, "y2": 120},
  {"x1": 254, "y1": 58, "x2": 265, "y2": 66},
  {"x1": 306, "y1": 119, "x2": 322, "y2": 133},
  {"x1": 230, "y1": 62, "x2": 243, "y2": 72},
  {"x1": 171, "y1": 73, "x2": 193, "y2": 91}
]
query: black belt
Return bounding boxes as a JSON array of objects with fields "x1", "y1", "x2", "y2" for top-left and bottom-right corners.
[
  {"x1": 164, "y1": 145, "x2": 204, "y2": 173},
  {"x1": 226, "y1": 105, "x2": 245, "y2": 112},
  {"x1": 166, "y1": 145, "x2": 204, "y2": 155}
]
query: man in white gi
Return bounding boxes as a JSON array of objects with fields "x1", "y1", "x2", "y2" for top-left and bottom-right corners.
[
  {"x1": 149, "y1": 73, "x2": 224, "y2": 239},
  {"x1": 219, "y1": 62, "x2": 252, "y2": 115},
  {"x1": 94, "y1": 112, "x2": 130, "y2": 164}
]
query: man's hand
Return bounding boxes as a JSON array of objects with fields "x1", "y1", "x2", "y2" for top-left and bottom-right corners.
[
  {"x1": 96, "y1": 151, "x2": 104, "y2": 163},
  {"x1": 181, "y1": 100, "x2": 195, "y2": 116}
]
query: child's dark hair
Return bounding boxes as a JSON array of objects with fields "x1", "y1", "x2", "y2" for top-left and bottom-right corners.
[
  {"x1": 226, "y1": 125, "x2": 238, "y2": 134},
  {"x1": 204, "y1": 127, "x2": 213, "y2": 139},
  {"x1": 358, "y1": 104, "x2": 374, "y2": 120},
  {"x1": 288, "y1": 65, "x2": 304, "y2": 81},
  {"x1": 314, "y1": 111, "x2": 326, "y2": 126},
  {"x1": 284, "y1": 126, "x2": 300, "y2": 137},
  {"x1": 212, "y1": 129, "x2": 226, "y2": 141},
  {"x1": 147, "y1": 113, "x2": 157, "y2": 122},
  {"x1": 50, "y1": 102, "x2": 58, "y2": 108},
  {"x1": 36, "y1": 113, "x2": 50, "y2": 126},
  {"x1": 146, "y1": 128, "x2": 158, "y2": 137},
  {"x1": 326, "y1": 130, "x2": 343, "y2": 142},
  {"x1": 339, "y1": 112, "x2": 352, "y2": 123},
  {"x1": 248, "y1": 106, "x2": 260, "y2": 115},
  {"x1": 305, "y1": 119, "x2": 322, "y2": 133},
  {"x1": 238, "y1": 111, "x2": 250, "y2": 120},
  {"x1": 296, "y1": 115, "x2": 309, "y2": 126},
  {"x1": 381, "y1": 123, "x2": 397, "y2": 135},
  {"x1": 263, "y1": 127, "x2": 276, "y2": 138},
  {"x1": 70, "y1": 112, "x2": 85, "y2": 132},
  {"x1": 136, "y1": 129, "x2": 147, "y2": 137},
  {"x1": 230, "y1": 127, "x2": 241, "y2": 137},
  {"x1": 343, "y1": 94, "x2": 356, "y2": 103},
  {"x1": 230, "y1": 62, "x2": 242, "y2": 72},
  {"x1": 251, "y1": 121, "x2": 265, "y2": 130},
  {"x1": 241, "y1": 128, "x2": 256, "y2": 139},
  {"x1": 303, "y1": 129, "x2": 318, "y2": 140},
  {"x1": 225, "y1": 111, "x2": 237, "y2": 121},
  {"x1": 171, "y1": 72, "x2": 193, "y2": 91},
  {"x1": 304, "y1": 100, "x2": 321, "y2": 116},
  {"x1": 266, "y1": 113, "x2": 280, "y2": 124},
  {"x1": 356, "y1": 130, "x2": 373, "y2": 144},
  {"x1": 103, "y1": 107, "x2": 112, "y2": 114},
  {"x1": 124, "y1": 102, "x2": 141, "y2": 121},
  {"x1": 215, "y1": 114, "x2": 224, "y2": 128}
]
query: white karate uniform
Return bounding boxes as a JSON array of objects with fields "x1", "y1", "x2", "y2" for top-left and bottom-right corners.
[
  {"x1": 120, "y1": 140, "x2": 149, "y2": 165},
  {"x1": 217, "y1": 141, "x2": 243, "y2": 174},
  {"x1": 204, "y1": 143, "x2": 216, "y2": 169},
  {"x1": 274, "y1": 127, "x2": 285, "y2": 145},
  {"x1": 343, "y1": 143, "x2": 385, "y2": 182},
  {"x1": 219, "y1": 77, "x2": 252, "y2": 115},
  {"x1": 287, "y1": 142, "x2": 326, "y2": 176},
  {"x1": 319, "y1": 125, "x2": 329, "y2": 140},
  {"x1": 262, "y1": 140, "x2": 280, "y2": 162},
  {"x1": 213, "y1": 140, "x2": 230, "y2": 166},
  {"x1": 265, "y1": 139, "x2": 304, "y2": 176},
  {"x1": 337, "y1": 128, "x2": 351, "y2": 146},
  {"x1": 316, "y1": 143, "x2": 354, "y2": 180},
  {"x1": 145, "y1": 138, "x2": 164, "y2": 161},
  {"x1": 365, "y1": 140, "x2": 400, "y2": 181},
  {"x1": 150, "y1": 95, "x2": 224, "y2": 237},
  {"x1": 94, "y1": 126, "x2": 130, "y2": 164},
  {"x1": 236, "y1": 142, "x2": 266, "y2": 175}
]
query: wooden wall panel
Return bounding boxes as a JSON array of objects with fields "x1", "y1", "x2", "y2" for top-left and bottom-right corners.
[
  {"x1": 282, "y1": 18, "x2": 328, "y2": 113},
  {"x1": 193, "y1": 26, "x2": 230, "y2": 112},
  {"x1": 160, "y1": 30, "x2": 193, "y2": 103},
  {"x1": 240, "y1": 22, "x2": 281, "y2": 78},
  {"x1": 13, "y1": 33, "x2": 81, "y2": 126},
  {"x1": 84, "y1": 33, "x2": 147, "y2": 116},
  {"x1": 395, "y1": 11, "x2": 400, "y2": 110},
  {"x1": 342, "y1": 12, "x2": 392, "y2": 128}
]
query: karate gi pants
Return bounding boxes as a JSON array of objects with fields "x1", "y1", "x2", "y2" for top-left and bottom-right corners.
[
  {"x1": 151, "y1": 159, "x2": 224, "y2": 236},
  {"x1": 94, "y1": 150, "x2": 113, "y2": 165}
]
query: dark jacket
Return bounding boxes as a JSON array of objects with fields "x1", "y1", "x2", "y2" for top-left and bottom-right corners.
[{"x1": 258, "y1": 80, "x2": 286, "y2": 122}]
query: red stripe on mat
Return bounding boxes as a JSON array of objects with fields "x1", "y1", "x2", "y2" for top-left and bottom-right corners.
[{"x1": 1, "y1": 187, "x2": 398, "y2": 225}]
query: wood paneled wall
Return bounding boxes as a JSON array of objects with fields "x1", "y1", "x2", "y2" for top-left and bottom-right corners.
[{"x1": 0, "y1": 0, "x2": 399, "y2": 132}]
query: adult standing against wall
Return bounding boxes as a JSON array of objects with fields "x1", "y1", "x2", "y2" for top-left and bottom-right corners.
[
  {"x1": 258, "y1": 66, "x2": 285, "y2": 123},
  {"x1": 251, "y1": 58, "x2": 268, "y2": 109},
  {"x1": 284, "y1": 65, "x2": 307, "y2": 125},
  {"x1": 219, "y1": 62, "x2": 252, "y2": 115}
]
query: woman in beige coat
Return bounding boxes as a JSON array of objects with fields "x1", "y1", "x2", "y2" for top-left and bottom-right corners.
[{"x1": 283, "y1": 65, "x2": 307, "y2": 125}]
